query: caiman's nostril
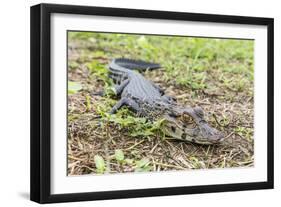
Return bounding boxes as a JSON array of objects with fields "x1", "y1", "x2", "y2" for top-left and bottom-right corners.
[
  {"x1": 216, "y1": 133, "x2": 225, "y2": 141},
  {"x1": 209, "y1": 132, "x2": 224, "y2": 143}
]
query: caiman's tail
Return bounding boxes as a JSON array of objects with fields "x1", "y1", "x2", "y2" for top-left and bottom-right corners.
[{"x1": 113, "y1": 58, "x2": 161, "y2": 71}]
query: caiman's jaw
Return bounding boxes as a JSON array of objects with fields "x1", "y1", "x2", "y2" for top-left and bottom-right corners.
[{"x1": 161, "y1": 106, "x2": 224, "y2": 145}]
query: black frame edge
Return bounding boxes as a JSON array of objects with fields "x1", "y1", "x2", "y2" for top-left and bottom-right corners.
[
  {"x1": 45, "y1": 182, "x2": 272, "y2": 204},
  {"x1": 30, "y1": 4, "x2": 52, "y2": 203},
  {"x1": 30, "y1": 4, "x2": 41, "y2": 203},
  {"x1": 40, "y1": 2, "x2": 52, "y2": 203},
  {"x1": 267, "y1": 19, "x2": 274, "y2": 189},
  {"x1": 30, "y1": 3, "x2": 274, "y2": 204},
  {"x1": 40, "y1": 3, "x2": 273, "y2": 25}
]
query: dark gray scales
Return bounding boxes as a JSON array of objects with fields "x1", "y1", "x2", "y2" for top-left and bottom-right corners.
[{"x1": 108, "y1": 58, "x2": 176, "y2": 116}]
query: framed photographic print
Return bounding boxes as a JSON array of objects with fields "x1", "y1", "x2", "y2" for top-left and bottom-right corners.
[{"x1": 30, "y1": 3, "x2": 274, "y2": 203}]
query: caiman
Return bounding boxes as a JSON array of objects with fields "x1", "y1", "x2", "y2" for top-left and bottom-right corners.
[{"x1": 105, "y1": 58, "x2": 224, "y2": 145}]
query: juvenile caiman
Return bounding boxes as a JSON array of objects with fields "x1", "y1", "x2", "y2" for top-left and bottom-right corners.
[{"x1": 106, "y1": 58, "x2": 224, "y2": 145}]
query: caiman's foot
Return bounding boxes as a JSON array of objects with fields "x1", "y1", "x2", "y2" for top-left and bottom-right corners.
[{"x1": 109, "y1": 97, "x2": 140, "y2": 114}]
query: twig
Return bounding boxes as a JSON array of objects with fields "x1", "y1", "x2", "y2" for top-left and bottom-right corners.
[
  {"x1": 81, "y1": 165, "x2": 96, "y2": 172},
  {"x1": 202, "y1": 90, "x2": 224, "y2": 97},
  {"x1": 124, "y1": 140, "x2": 145, "y2": 151},
  {"x1": 213, "y1": 113, "x2": 229, "y2": 127},
  {"x1": 204, "y1": 145, "x2": 211, "y2": 156},
  {"x1": 68, "y1": 155, "x2": 86, "y2": 162},
  {"x1": 154, "y1": 161, "x2": 186, "y2": 170},
  {"x1": 149, "y1": 141, "x2": 160, "y2": 154}
]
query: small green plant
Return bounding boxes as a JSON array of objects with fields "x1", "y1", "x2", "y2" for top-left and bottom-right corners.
[
  {"x1": 68, "y1": 81, "x2": 82, "y2": 94},
  {"x1": 92, "y1": 96, "x2": 165, "y2": 139},
  {"x1": 68, "y1": 61, "x2": 80, "y2": 70},
  {"x1": 134, "y1": 158, "x2": 152, "y2": 172},
  {"x1": 94, "y1": 155, "x2": 106, "y2": 174},
  {"x1": 86, "y1": 61, "x2": 109, "y2": 81},
  {"x1": 114, "y1": 149, "x2": 125, "y2": 163},
  {"x1": 105, "y1": 111, "x2": 165, "y2": 138},
  {"x1": 112, "y1": 149, "x2": 153, "y2": 173},
  {"x1": 235, "y1": 126, "x2": 253, "y2": 141}
]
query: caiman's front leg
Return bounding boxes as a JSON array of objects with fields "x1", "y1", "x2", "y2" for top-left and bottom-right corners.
[
  {"x1": 110, "y1": 97, "x2": 140, "y2": 114},
  {"x1": 115, "y1": 79, "x2": 130, "y2": 96}
]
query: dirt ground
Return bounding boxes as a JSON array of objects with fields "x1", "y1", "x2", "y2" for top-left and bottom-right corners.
[{"x1": 67, "y1": 33, "x2": 254, "y2": 175}]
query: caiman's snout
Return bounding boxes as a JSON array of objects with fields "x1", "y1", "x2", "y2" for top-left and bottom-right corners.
[
  {"x1": 189, "y1": 107, "x2": 225, "y2": 144},
  {"x1": 208, "y1": 131, "x2": 225, "y2": 143}
]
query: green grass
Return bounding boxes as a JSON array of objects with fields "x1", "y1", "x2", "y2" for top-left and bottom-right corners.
[{"x1": 69, "y1": 32, "x2": 253, "y2": 91}]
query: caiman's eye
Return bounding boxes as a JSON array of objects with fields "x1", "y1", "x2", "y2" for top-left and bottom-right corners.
[
  {"x1": 181, "y1": 114, "x2": 197, "y2": 129},
  {"x1": 182, "y1": 114, "x2": 194, "y2": 123}
]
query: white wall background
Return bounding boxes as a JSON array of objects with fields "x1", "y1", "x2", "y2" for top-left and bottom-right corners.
[{"x1": 0, "y1": 0, "x2": 279, "y2": 206}]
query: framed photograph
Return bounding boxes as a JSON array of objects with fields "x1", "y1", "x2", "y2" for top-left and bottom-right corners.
[{"x1": 30, "y1": 3, "x2": 274, "y2": 203}]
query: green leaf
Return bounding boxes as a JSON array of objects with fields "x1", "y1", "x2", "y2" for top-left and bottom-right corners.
[
  {"x1": 136, "y1": 158, "x2": 150, "y2": 168},
  {"x1": 125, "y1": 158, "x2": 134, "y2": 165},
  {"x1": 68, "y1": 61, "x2": 79, "y2": 70},
  {"x1": 86, "y1": 61, "x2": 113, "y2": 87},
  {"x1": 86, "y1": 61, "x2": 108, "y2": 76},
  {"x1": 68, "y1": 81, "x2": 82, "y2": 94},
  {"x1": 94, "y1": 155, "x2": 105, "y2": 174},
  {"x1": 130, "y1": 130, "x2": 154, "y2": 137},
  {"x1": 135, "y1": 166, "x2": 152, "y2": 172},
  {"x1": 105, "y1": 86, "x2": 117, "y2": 96},
  {"x1": 135, "y1": 158, "x2": 152, "y2": 172},
  {"x1": 114, "y1": 149, "x2": 125, "y2": 162}
]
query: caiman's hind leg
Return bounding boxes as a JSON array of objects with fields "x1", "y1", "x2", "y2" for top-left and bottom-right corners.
[
  {"x1": 162, "y1": 95, "x2": 177, "y2": 103},
  {"x1": 150, "y1": 81, "x2": 176, "y2": 103},
  {"x1": 110, "y1": 97, "x2": 140, "y2": 114},
  {"x1": 147, "y1": 80, "x2": 165, "y2": 95},
  {"x1": 92, "y1": 79, "x2": 130, "y2": 97}
]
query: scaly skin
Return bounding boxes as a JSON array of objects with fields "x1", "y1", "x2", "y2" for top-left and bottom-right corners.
[{"x1": 107, "y1": 58, "x2": 224, "y2": 144}]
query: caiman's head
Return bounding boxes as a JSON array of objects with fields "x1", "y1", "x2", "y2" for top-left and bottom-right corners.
[{"x1": 162, "y1": 106, "x2": 224, "y2": 145}]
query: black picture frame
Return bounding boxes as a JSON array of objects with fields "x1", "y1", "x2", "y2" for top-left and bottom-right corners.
[{"x1": 30, "y1": 3, "x2": 274, "y2": 204}]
